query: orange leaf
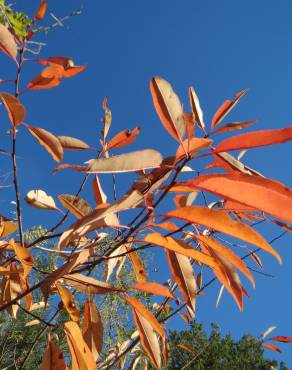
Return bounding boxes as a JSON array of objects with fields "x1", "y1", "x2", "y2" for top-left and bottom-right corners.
[
  {"x1": 166, "y1": 250, "x2": 196, "y2": 311},
  {"x1": 58, "y1": 194, "x2": 92, "y2": 219},
  {"x1": 214, "y1": 120, "x2": 257, "y2": 134},
  {"x1": 268, "y1": 336, "x2": 292, "y2": 343},
  {"x1": 150, "y1": 77, "x2": 186, "y2": 142},
  {"x1": 26, "y1": 125, "x2": 64, "y2": 162},
  {"x1": 131, "y1": 282, "x2": 175, "y2": 299},
  {"x1": 64, "y1": 321, "x2": 96, "y2": 370},
  {"x1": 216, "y1": 126, "x2": 292, "y2": 153},
  {"x1": 123, "y1": 296, "x2": 164, "y2": 338},
  {"x1": 166, "y1": 206, "x2": 281, "y2": 263},
  {"x1": 40, "y1": 332, "x2": 68, "y2": 370},
  {"x1": 56, "y1": 283, "x2": 80, "y2": 322},
  {"x1": 82, "y1": 300, "x2": 103, "y2": 361},
  {"x1": 125, "y1": 244, "x2": 148, "y2": 283},
  {"x1": 211, "y1": 89, "x2": 248, "y2": 128},
  {"x1": 0, "y1": 23, "x2": 17, "y2": 62},
  {"x1": 194, "y1": 235, "x2": 255, "y2": 287},
  {"x1": 0, "y1": 93, "x2": 26, "y2": 126},
  {"x1": 58, "y1": 190, "x2": 142, "y2": 249},
  {"x1": 58, "y1": 136, "x2": 91, "y2": 150},
  {"x1": 92, "y1": 176, "x2": 107, "y2": 206},
  {"x1": 144, "y1": 233, "x2": 217, "y2": 268},
  {"x1": 189, "y1": 87, "x2": 205, "y2": 129},
  {"x1": 261, "y1": 343, "x2": 282, "y2": 353},
  {"x1": 176, "y1": 137, "x2": 212, "y2": 160},
  {"x1": 63, "y1": 273, "x2": 123, "y2": 295},
  {"x1": 12, "y1": 240, "x2": 34, "y2": 278},
  {"x1": 177, "y1": 343, "x2": 194, "y2": 353},
  {"x1": 36, "y1": 1, "x2": 47, "y2": 20},
  {"x1": 41, "y1": 250, "x2": 90, "y2": 300},
  {"x1": 132, "y1": 309, "x2": 161, "y2": 369},
  {"x1": 1, "y1": 264, "x2": 22, "y2": 318},
  {"x1": 106, "y1": 127, "x2": 140, "y2": 151},
  {"x1": 28, "y1": 65, "x2": 64, "y2": 90},
  {"x1": 181, "y1": 173, "x2": 292, "y2": 224}
]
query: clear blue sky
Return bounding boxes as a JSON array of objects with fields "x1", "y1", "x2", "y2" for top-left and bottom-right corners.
[{"x1": 2, "y1": 0, "x2": 292, "y2": 365}]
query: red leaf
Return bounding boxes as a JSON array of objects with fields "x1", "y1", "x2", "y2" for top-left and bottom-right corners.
[
  {"x1": 177, "y1": 173, "x2": 292, "y2": 224},
  {"x1": 268, "y1": 336, "x2": 292, "y2": 343},
  {"x1": 211, "y1": 89, "x2": 248, "y2": 128},
  {"x1": 165, "y1": 206, "x2": 281, "y2": 263},
  {"x1": 0, "y1": 93, "x2": 26, "y2": 126},
  {"x1": 35, "y1": 1, "x2": 47, "y2": 20},
  {"x1": 214, "y1": 120, "x2": 257, "y2": 134},
  {"x1": 216, "y1": 126, "x2": 292, "y2": 153},
  {"x1": 261, "y1": 343, "x2": 282, "y2": 353}
]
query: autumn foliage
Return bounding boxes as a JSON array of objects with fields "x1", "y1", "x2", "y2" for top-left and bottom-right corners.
[{"x1": 0, "y1": 2, "x2": 292, "y2": 369}]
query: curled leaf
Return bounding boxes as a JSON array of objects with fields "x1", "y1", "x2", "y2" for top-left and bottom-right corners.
[
  {"x1": 25, "y1": 189, "x2": 57, "y2": 210},
  {"x1": 189, "y1": 87, "x2": 205, "y2": 129}
]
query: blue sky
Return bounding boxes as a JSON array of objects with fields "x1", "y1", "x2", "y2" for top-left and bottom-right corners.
[{"x1": 1, "y1": 0, "x2": 292, "y2": 365}]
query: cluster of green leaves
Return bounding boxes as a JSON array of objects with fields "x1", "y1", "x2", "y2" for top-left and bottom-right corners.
[
  {"x1": 0, "y1": 0, "x2": 30, "y2": 39},
  {"x1": 150, "y1": 322, "x2": 287, "y2": 370}
]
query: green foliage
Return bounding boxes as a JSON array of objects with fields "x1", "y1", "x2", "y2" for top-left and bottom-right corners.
[
  {"x1": 148, "y1": 322, "x2": 288, "y2": 370},
  {"x1": 0, "y1": 0, "x2": 30, "y2": 39}
]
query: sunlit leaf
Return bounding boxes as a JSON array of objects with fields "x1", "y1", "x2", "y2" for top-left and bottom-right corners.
[
  {"x1": 58, "y1": 136, "x2": 91, "y2": 150},
  {"x1": 40, "y1": 332, "x2": 68, "y2": 370},
  {"x1": 214, "y1": 120, "x2": 257, "y2": 134},
  {"x1": 189, "y1": 87, "x2": 205, "y2": 129},
  {"x1": 85, "y1": 149, "x2": 163, "y2": 173},
  {"x1": 106, "y1": 127, "x2": 140, "y2": 151},
  {"x1": 131, "y1": 282, "x2": 175, "y2": 299},
  {"x1": 125, "y1": 244, "x2": 148, "y2": 283},
  {"x1": 150, "y1": 77, "x2": 186, "y2": 142},
  {"x1": 194, "y1": 235, "x2": 255, "y2": 287},
  {"x1": 0, "y1": 23, "x2": 18, "y2": 62},
  {"x1": 25, "y1": 189, "x2": 57, "y2": 210},
  {"x1": 58, "y1": 194, "x2": 92, "y2": 219},
  {"x1": 261, "y1": 343, "x2": 282, "y2": 353},
  {"x1": 211, "y1": 89, "x2": 248, "y2": 128},
  {"x1": 132, "y1": 309, "x2": 161, "y2": 369},
  {"x1": 92, "y1": 175, "x2": 107, "y2": 206},
  {"x1": 36, "y1": 1, "x2": 47, "y2": 20},
  {"x1": 176, "y1": 138, "x2": 212, "y2": 160},
  {"x1": 123, "y1": 296, "x2": 164, "y2": 338},
  {"x1": 216, "y1": 126, "x2": 292, "y2": 153},
  {"x1": 82, "y1": 300, "x2": 103, "y2": 361},
  {"x1": 144, "y1": 233, "x2": 217, "y2": 268},
  {"x1": 63, "y1": 273, "x2": 124, "y2": 294},
  {"x1": 166, "y1": 206, "x2": 281, "y2": 263},
  {"x1": 0, "y1": 93, "x2": 26, "y2": 126},
  {"x1": 64, "y1": 321, "x2": 96, "y2": 370},
  {"x1": 12, "y1": 239, "x2": 34, "y2": 278},
  {"x1": 166, "y1": 250, "x2": 196, "y2": 311},
  {"x1": 56, "y1": 283, "x2": 80, "y2": 322},
  {"x1": 26, "y1": 125, "x2": 64, "y2": 162},
  {"x1": 180, "y1": 173, "x2": 292, "y2": 224}
]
